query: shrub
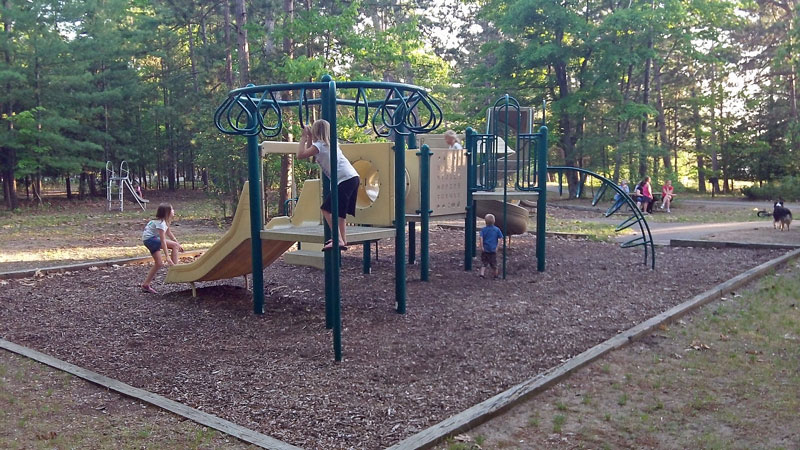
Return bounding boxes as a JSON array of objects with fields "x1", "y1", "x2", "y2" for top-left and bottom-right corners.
[{"x1": 741, "y1": 176, "x2": 800, "y2": 201}]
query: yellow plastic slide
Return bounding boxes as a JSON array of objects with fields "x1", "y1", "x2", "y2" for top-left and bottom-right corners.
[
  {"x1": 475, "y1": 199, "x2": 529, "y2": 235},
  {"x1": 164, "y1": 180, "x2": 322, "y2": 290}
]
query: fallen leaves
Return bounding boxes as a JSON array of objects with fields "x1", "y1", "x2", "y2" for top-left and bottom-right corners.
[{"x1": 686, "y1": 340, "x2": 711, "y2": 351}]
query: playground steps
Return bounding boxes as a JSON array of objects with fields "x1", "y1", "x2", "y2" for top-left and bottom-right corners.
[
  {"x1": 284, "y1": 243, "x2": 324, "y2": 270},
  {"x1": 283, "y1": 250, "x2": 325, "y2": 270},
  {"x1": 261, "y1": 225, "x2": 395, "y2": 244}
]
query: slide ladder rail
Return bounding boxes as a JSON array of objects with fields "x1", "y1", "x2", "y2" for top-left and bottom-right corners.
[{"x1": 549, "y1": 166, "x2": 655, "y2": 269}]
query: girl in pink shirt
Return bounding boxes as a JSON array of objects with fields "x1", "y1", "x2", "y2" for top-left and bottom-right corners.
[
  {"x1": 635, "y1": 176, "x2": 653, "y2": 213},
  {"x1": 660, "y1": 180, "x2": 674, "y2": 212}
]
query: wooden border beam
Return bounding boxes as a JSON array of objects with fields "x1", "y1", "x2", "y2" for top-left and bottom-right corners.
[{"x1": 0, "y1": 339, "x2": 302, "y2": 450}]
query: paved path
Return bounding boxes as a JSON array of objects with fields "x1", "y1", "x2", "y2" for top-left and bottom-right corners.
[{"x1": 616, "y1": 220, "x2": 774, "y2": 246}]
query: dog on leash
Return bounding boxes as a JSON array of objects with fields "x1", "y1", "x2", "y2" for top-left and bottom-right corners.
[{"x1": 773, "y1": 199, "x2": 792, "y2": 231}]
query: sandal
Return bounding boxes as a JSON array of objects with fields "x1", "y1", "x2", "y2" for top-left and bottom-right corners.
[
  {"x1": 141, "y1": 285, "x2": 158, "y2": 294},
  {"x1": 322, "y1": 240, "x2": 348, "y2": 251}
]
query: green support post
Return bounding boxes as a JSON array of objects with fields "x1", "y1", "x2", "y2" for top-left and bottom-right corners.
[
  {"x1": 536, "y1": 126, "x2": 548, "y2": 272},
  {"x1": 394, "y1": 116, "x2": 407, "y2": 314},
  {"x1": 321, "y1": 80, "x2": 333, "y2": 331},
  {"x1": 501, "y1": 96, "x2": 510, "y2": 280},
  {"x1": 321, "y1": 76, "x2": 343, "y2": 362},
  {"x1": 464, "y1": 127, "x2": 475, "y2": 271},
  {"x1": 246, "y1": 114, "x2": 265, "y2": 315},
  {"x1": 408, "y1": 222, "x2": 415, "y2": 265},
  {"x1": 362, "y1": 242, "x2": 371, "y2": 274},
  {"x1": 418, "y1": 144, "x2": 432, "y2": 281}
]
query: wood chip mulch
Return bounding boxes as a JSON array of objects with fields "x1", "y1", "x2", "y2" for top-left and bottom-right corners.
[{"x1": 0, "y1": 228, "x2": 784, "y2": 449}]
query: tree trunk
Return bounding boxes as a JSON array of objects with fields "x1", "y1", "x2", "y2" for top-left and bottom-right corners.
[
  {"x1": 709, "y1": 65, "x2": 720, "y2": 195},
  {"x1": 691, "y1": 84, "x2": 706, "y2": 193},
  {"x1": 161, "y1": 59, "x2": 176, "y2": 191},
  {"x1": 233, "y1": 0, "x2": 250, "y2": 86},
  {"x1": 1, "y1": 0, "x2": 18, "y2": 210},
  {"x1": 89, "y1": 173, "x2": 99, "y2": 197},
  {"x1": 187, "y1": 24, "x2": 199, "y2": 94},
  {"x1": 79, "y1": 171, "x2": 87, "y2": 200},
  {"x1": 639, "y1": 32, "x2": 653, "y2": 178},
  {"x1": 653, "y1": 61, "x2": 671, "y2": 172},
  {"x1": 223, "y1": 2, "x2": 235, "y2": 90},
  {"x1": 554, "y1": 29, "x2": 579, "y2": 197},
  {"x1": 66, "y1": 174, "x2": 72, "y2": 200}
]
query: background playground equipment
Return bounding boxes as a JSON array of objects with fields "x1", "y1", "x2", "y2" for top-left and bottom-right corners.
[
  {"x1": 463, "y1": 95, "x2": 656, "y2": 277},
  {"x1": 106, "y1": 160, "x2": 149, "y2": 212},
  {"x1": 214, "y1": 76, "x2": 443, "y2": 361},
  {"x1": 464, "y1": 95, "x2": 549, "y2": 278},
  {"x1": 550, "y1": 166, "x2": 656, "y2": 269}
]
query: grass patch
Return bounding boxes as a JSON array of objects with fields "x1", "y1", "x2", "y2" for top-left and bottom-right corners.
[
  {"x1": 545, "y1": 217, "x2": 622, "y2": 241},
  {"x1": 468, "y1": 263, "x2": 800, "y2": 449}
]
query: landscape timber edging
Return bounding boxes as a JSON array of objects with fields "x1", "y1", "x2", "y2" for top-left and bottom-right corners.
[
  {"x1": 0, "y1": 338, "x2": 302, "y2": 450},
  {"x1": 386, "y1": 247, "x2": 800, "y2": 450},
  {"x1": 670, "y1": 239, "x2": 800, "y2": 250},
  {"x1": 0, "y1": 250, "x2": 206, "y2": 280}
]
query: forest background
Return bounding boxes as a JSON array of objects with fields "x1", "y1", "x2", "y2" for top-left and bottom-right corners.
[{"x1": 0, "y1": 0, "x2": 798, "y2": 213}]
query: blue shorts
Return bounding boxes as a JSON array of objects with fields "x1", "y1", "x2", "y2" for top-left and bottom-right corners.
[{"x1": 143, "y1": 236, "x2": 162, "y2": 254}]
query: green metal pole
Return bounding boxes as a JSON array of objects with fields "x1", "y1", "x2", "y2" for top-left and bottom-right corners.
[
  {"x1": 536, "y1": 125, "x2": 548, "y2": 272},
  {"x1": 246, "y1": 116, "x2": 265, "y2": 314},
  {"x1": 418, "y1": 144, "x2": 432, "y2": 281},
  {"x1": 321, "y1": 79, "x2": 333, "y2": 330},
  {"x1": 502, "y1": 95, "x2": 509, "y2": 280},
  {"x1": 323, "y1": 77, "x2": 343, "y2": 362},
  {"x1": 362, "y1": 242, "x2": 371, "y2": 274},
  {"x1": 394, "y1": 113, "x2": 407, "y2": 314},
  {"x1": 408, "y1": 221, "x2": 416, "y2": 265},
  {"x1": 464, "y1": 127, "x2": 475, "y2": 271}
]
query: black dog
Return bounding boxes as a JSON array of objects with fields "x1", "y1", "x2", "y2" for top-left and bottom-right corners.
[{"x1": 773, "y1": 200, "x2": 792, "y2": 231}]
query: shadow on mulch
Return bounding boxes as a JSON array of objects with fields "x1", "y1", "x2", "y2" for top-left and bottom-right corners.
[{"x1": 0, "y1": 228, "x2": 785, "y2": 449}]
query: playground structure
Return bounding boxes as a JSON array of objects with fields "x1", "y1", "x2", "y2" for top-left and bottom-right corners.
[
  {"x1": 205, "y1": 81, "x2": 656, "y2": 360},
  {"x1": 463, "y1": 95, "x2": 655, "y2": 277},
  {"x1": 106, "y1": 160, "x2": 149, "y2": 212},
  {"x1": 213, "y1": 77, "x2": 446, "y2": 361}
]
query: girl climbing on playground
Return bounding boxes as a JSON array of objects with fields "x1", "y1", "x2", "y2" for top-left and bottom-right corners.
[
  {"x1": 141, "y1": 203, "x2": 183, "y2": 293},
  {"x1": 297, "y1": 119, "x2": 360, "y2": 251}
]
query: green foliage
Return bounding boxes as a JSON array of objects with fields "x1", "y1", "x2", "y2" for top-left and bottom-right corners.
[{"x1": 741, "y1": 176, "x2": 800, "y2": 201}]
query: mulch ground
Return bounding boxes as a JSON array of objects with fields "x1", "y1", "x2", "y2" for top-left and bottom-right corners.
[{"x1": 0, "y1": 228, "x2": 784, "y2": 449}]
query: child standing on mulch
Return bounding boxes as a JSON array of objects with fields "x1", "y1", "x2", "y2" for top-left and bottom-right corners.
[
  {"x1": 141, "y1": 203, "x2": 183, "y2": 294},
  {"x1": 297, "y1": 119, "x2": 360, "y2": 251},
  {"x1": 479, "y1": 213, "x2": 503, "y2": 279}
]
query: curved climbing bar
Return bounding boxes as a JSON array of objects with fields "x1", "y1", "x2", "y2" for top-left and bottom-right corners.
[
  {"x1": 548, "y1": 166, "x2": 656, "y2": 269},
  {"x1": 213, "y1": 79, "x2": 442, "y2": 138}
]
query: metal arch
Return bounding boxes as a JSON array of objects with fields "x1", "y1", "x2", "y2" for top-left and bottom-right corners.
[
  {"x1": 213, "y1": 79, "x2": 443, "y2": 138},
  {"x1": 547, "y1": 166, "x2": 656, "y2": 270}
]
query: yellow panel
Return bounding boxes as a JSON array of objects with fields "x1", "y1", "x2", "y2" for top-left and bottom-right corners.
[
  {"x1": 405, "y1": 150, "x2": 420, "y2": 214},
  {"x1": 341, "y1": 143, "x2": 395, "y2": 227}
]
